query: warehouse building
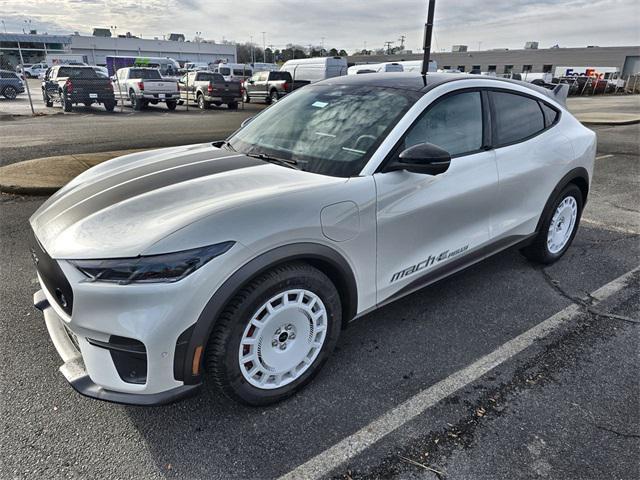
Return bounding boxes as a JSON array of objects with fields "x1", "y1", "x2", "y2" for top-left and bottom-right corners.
[
  {"x1": 0, "y1": 32, "x2": 236, "y2": 69},
  {"x1": 348, "y1": 45, "x2": 640, "y2": 77}
]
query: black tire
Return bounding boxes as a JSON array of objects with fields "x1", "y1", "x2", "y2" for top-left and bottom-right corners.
[
  {"x1": 242, "y1": 91, "x2": 250, "y2": 103},
  {"x1": 197, "y1": 93, "x2": 210, "y2": 110},
  {"x1": 104, "y1": 101, "x2": 116, "y2": 112},
  {"x1": 205, "y1": 262, "x2": 342, "y2": 406},
  {"x1": 130, "y1": 91, "x2": 143, "y2": 111},
  {"x1": 521, "y1": 183, "x2": 583, "y2": 264},
  {"x1": 24, "y1": 72, "x2": 32, "y2": 79},
  {"x1": 3, "y1": 86, "x2": 18, "y2": 100},
  {"x1": 166, "y1": 100, "x2": 177, "y2": 110},
  {"x1": 227, "y1": 101, "x2": 238, "y2": 110},
  {"x1": 83, "y1": 101, "x2": 92, "y2": 107},
  {"x1": 43, "y1": 90, "x2": 53, "y2": 107},
  {"x1": 61, "y1": 93, "x2": 72, "y2": 112},
  {"x1": 269, "y1": 89, "x2": 279, "y2": 104}
]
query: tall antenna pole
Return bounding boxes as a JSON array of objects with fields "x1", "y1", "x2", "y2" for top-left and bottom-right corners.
[{"x1": 421, "y1": 0, "x2": 436, "y2": 76}]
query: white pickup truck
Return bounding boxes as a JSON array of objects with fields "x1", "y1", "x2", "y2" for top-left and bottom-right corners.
[{"x1": 113, "y1": 67, "x2": 179, "y2": 110}]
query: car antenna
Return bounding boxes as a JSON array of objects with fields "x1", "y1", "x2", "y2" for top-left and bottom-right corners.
[{"x1": 421, "y1": 0, "x2": 437, "y2": 84}]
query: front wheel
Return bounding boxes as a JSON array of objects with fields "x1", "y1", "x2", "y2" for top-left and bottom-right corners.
[
  {"x1": 206, "y1": 262, "x2": 342, "y2": 406},
  {"x1": 3, "y1": 86, "x2": 18, "y2": 99},
  {"x1": 130, "y1": 92, "x2": 143, "y2": 111},
  {"x1": 197, "y1": 94, "x2": 210, "y2": 110},
  {"x1": 43, "y1": 90, "x2": 53, "y2": 107},
  {"x1": 521, "y1": 183, "x2": 583, "y2": 264}
]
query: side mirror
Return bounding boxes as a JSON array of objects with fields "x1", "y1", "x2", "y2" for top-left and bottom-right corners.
[
  {"x1": 385, "y1": 142, "x2": 451, "y2": 175},
  {"x1": 241, "y1": 116, "x2": 255, "y2": 128}
]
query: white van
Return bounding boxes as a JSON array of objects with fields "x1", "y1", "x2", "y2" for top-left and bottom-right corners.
[
  {"x1": 213, "y1": 63, "x2": 253, "y2": 82},
  {"x1": 395, "y1": 60, "x2": 437, "y2": 73},
  {"x1": 280, "y1": 56, "x2": 348, "y2": 82},
  {"x1": 347, "y1": 62, "x2": 404, "y2": 75}
]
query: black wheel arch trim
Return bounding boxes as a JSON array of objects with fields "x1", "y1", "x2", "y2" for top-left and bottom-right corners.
[
  {"x1": 534, "y1": 167, "x2": 589, "y2": 233},
  {"x1": 176, "y1": 242, "x2": 358, "y2": 384}
]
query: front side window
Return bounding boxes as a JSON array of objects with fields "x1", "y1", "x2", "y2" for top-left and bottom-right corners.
[
  {"x1": 228, "y1": 84, "x2": 418, "y2": 177},
  {"x1": 403, "y1": 91, "x2": 483, "y2": 156},
  {"x1": 490, "y1": 91, "x2": 545, "y2": 146}
]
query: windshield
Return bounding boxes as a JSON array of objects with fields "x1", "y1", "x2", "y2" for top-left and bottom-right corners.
[
  {"x1": 227, "y1": 84, "x2": 417, "y2": 177},
  {"x1": 129, "y1": 68, "x2": 162, "y2": 79}
]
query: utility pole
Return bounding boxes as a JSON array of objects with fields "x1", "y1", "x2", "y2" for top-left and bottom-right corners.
[
  {"x1": 384, "y1": 41, "x2": 393, "y2": 55},
  {"x1": 111, "y1": 25, "x2": 118, "y2": 56},
  {"x1": 250, "y1": 35, "x2": 254, "y2": 65},
  {"x1": 261, "y1": 31, "x2": 266, "y2": 62},
  {"x1": 398, "y1": 35, "x2": 406, "y2": 51},
  {"x1": 421, "y1": 0, "x2": 436, "y2": 76},
  {"x1": 320, "y1": 37, "x2": 325, "y2": 55}
]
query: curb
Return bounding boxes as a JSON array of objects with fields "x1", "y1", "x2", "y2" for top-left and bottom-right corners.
[{"x1": 0, "y1": 149, "x2": 146, "y2": 195}]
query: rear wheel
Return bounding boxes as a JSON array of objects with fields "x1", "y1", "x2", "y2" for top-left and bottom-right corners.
[
  {"x1": 43, "y1": 90, "x2": 53, "y2": 107},
  {"x1": 227, "y1": 101, "x2": 238, "y2": 110},
  {"x1": 197, "y1": 93, "x2": 210, "y2": 110},
  {"x1": 242, "y1": 91, "x2": 250, "y2": 103},
  {"x1": 61, "y1": 93, "x2": 72, "y2": 112},
  {"x1": 270, "y1": 89, "x2": 279, "y2": 104},
  {"x1": 130, "y1": 91, "x2": 142, "y2": 111},
  {"x1": 3, "y1": 86, "x2": 17, "y2": 99},
  {"x1": 166, "y1": 100, "x2": 177, "y2": 110},
  {"x1": 205, "y1": 262, "x2": 342, "y2": 406},
  {"x1": 104, "y1": 100, "x2": 116, "y2": 112},
  {"x1": 521, "y1": 184, "x2": 583, "y2": 264}
]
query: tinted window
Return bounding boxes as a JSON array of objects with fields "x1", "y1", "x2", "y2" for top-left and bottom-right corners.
[
  {"x1": 269, "y1": 71, "x2": 291, "y2": 81},
  {"x1": 228, "y1": 85, "x2": 417, "y2": 178},
  {"x1": 218, "y1": 67, "x2": 231, "y2": 75},
  {"x1": 540, "y1": 102, "x2": 559, "y2": 127},
  {"x1": 233, "y1": 68, "x2": 251, "y2": 76},
  {"x1": 196, "y1": 72, "x2": 224, "y2": 83},
  {"x1": 404, "y1": 91, "x2": 483, "y2": 156},
  {"x1": 58, "y1": 67, "x2": 99, "y2": 79},
  {"x1": 491, "y1": 91, "x2": 545, "y2": 145},
  {"x1": 129, "y1": 68, "x2": 161, "y2": 79}
]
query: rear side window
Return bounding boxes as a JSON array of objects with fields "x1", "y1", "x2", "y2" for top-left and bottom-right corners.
[
  {"x1": 404, "y1": 91, "x2": 483, "y2": 156},
  {"x1": 540, "y1": 102, "x2": 559, "y2": 127},
  {"x1": 269, "y1": 71, "x2": 291, "y2": 81},
  {"x1": 490, "y1": 91, "x2": 545, "y2": 146},
  {"x1": 129, "y1": 69, "x2": 161, "y2": 80},
  {"x1": 58, "y1": 67, "x2": 99, "y2": 79}
]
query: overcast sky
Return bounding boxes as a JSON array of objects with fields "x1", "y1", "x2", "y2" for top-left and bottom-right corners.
[{"x1": 2, "y1": 0, "x2": 639, "y2": 52}]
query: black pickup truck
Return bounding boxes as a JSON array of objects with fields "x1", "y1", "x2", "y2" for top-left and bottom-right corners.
[
  {"x1": 42, "y1": 65, "x2": 116, "y2": 112},
  {"x1": 178, "y1": 71, "x2": 241, "y2": 110},
  {"x1": 242, "y1": 71, "x2": 309, "y2": 104}
]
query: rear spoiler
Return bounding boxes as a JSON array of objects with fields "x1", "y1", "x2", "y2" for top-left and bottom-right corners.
[{"x1": 537, "y1": 82, "x2": 569, "y2": 107}]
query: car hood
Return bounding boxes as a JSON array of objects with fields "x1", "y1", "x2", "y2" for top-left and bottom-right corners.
[{"x1": 30, "y1": 143, "x2": 344, "y2": 259}]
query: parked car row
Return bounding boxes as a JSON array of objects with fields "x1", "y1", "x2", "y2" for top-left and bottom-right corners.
[{"x1": 0, "y1": 70, "x2": 26, "y2": 99}]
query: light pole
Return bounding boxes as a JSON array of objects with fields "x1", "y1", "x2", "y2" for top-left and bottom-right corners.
[
  {"x1": 261, "y1": 31, "x2": 266, "y2": 63},
  {"x1": 1, "y1": 20, "x2": 7, "y2": 34},
  {"x1": 421, "y1": 0, "x2": 436, "y2": 76},
  {"x1": 110, "y1": 25, "x2": 118, "y2": 56},
  {"x1": 249, "y1": 35, "x2": 254, "y2": 65},
  {"x1": 16, "y1": 41, "x2": 35, "y2": 114},
  {"x1": 196, "y1": 31, "x2": 202, "y2": 61}
]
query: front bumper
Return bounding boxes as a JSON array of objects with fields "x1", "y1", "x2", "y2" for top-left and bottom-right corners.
[{"x1": 34, "y1": 290, "x2": 200, "y2": 406}]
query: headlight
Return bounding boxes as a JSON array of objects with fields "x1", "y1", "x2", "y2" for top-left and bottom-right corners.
[{"x1": 70, "y1": 241, "x2": 235, "y2": 285}]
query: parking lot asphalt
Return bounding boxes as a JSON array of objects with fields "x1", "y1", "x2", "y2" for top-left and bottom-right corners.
[{"x1": 1, "y1": 119, "x2": 639, "y2": 477}]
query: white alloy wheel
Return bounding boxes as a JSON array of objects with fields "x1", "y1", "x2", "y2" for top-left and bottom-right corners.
[
  {"x1": 547, "y1": 196, "x2": 578, "y2": 254},
  {"x1": 238, "y1": 289, "x2": 328, "y2": 389}
]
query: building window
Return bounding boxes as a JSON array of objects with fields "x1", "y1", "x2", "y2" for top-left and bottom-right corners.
[
  {"x1": 457, "y1": 65, "x2": 466, "y2": 72},
  {"x1": 472, "y1": 65, "x2": 481, "y2": 71},
  {"x1": 503, "y1": 65, "x2": 514, "y2": 74},
  {"x1": 488, "y1": 65, "x2": 496, "y2": 72},
  {"x1": 522, "y1": 65, "x2": 532, "y2": 72},
  {"x1": 543, "y1": 64, "x2": 553, "y2": 73},
  {"x1": 442, "y1": 65, "x2": 451, "y2": 70}
]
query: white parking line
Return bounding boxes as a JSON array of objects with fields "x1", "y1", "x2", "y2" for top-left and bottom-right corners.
[
  {"x1": 279, "y1": 266, "x2": 640, "y2": 480},
  {"x1": 596, "y1": 154, "x2": 614, "y2": 160}
]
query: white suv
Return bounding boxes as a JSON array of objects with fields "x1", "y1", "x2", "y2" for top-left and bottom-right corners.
[{"x1": 30, "y1": 73, "x2": 595, "y2": 406}]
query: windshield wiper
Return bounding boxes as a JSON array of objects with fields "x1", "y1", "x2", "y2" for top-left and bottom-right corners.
[{"x1": 245, "y1": 152, "x2": 301, "y2": 170}]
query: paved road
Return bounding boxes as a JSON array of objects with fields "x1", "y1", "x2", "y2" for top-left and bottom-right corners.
[{"x1": 1, "y1": 128, "x2": 638, "y2": 478}]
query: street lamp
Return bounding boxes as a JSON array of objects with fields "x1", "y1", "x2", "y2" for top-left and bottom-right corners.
[
  {"x1": 195, "y1": 32, "x2": 202, "y2": 61},
  {"x1": 110, "y1": 25, "x2": 118, "y2": 56}
]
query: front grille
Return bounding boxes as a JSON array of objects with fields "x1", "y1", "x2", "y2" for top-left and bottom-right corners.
[{"x1": 30, "y1": 231, "x2": 74, "y2": 315}]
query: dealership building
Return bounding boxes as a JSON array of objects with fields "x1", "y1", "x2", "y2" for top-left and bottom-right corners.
[
  {"x1": 349, "y1": 45, "x2": 640, "y2": 77},
  {"x1": 0, "y1": 32, "x2": 237, "y2": 68}
]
